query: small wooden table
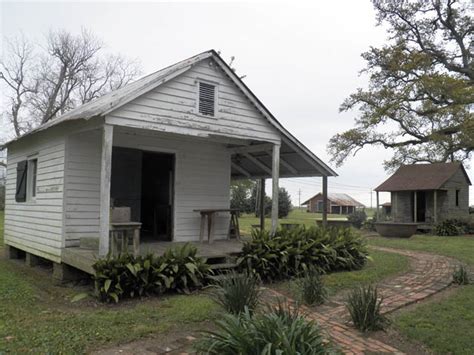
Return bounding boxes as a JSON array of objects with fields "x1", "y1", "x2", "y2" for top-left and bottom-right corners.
[
  {"x1": 110, "y1": 222, "x2": 142, "y2": 256},
  {"x1": 194, "y1": 209, "x2": 240, "y2": 243}
]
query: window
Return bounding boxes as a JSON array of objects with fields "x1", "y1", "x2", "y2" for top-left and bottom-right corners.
[
  {"x1": 455, "y1": 189, "x2": 460, "y2": 207},
  {"x1": 28, "y1": 159, "x2": 38, "y2": 199},
  {"x1": 15, "y1": 158, "x2": 37, "y2": 203},
  {"x1": 317, "y1": 200, "x2": 324, "y2": 212},
  {"x1": 198, "y1": 82, "x2": 216, "y2": 116}
]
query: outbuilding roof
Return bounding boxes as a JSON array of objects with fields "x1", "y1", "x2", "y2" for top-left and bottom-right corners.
[
  {"x1": 302, "y1": 192, "x2": 365, "y2": 207},
  {"x1": 4, "y1": 50, "x2": 337, "y2": 179},
  {"x1": 375, "y1": 162, "x2": 471, "y2": 192}
]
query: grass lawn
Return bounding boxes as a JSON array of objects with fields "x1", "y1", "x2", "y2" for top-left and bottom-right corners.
[
  {"x1": 273, "y1": 249, "x2": 410, "y2": 298},
  {"x1": 239, "y1": 208, "x2": 348, "y2": 236},
  {"x1": 0, "y1": 210, "x2": 219, "y2": 353},
  {"x1": 368, "y1": 234, "x2": 474, "y2": 354}
]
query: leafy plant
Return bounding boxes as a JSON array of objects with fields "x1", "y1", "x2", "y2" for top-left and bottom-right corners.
[
  {"x1": 92, "y1": 244, "x2": 211, "y2": 302},
  {"x1": 346, "y1": 285, "x2": 388, "y2": 332},
  {"x1": 238, "y1": 226, "x2": 368, "y2": 281},
  {"x1": 435, "y1": 219, "x2": 462, "y2": 236},
  {"x1": 194, "y1": 301, "x2": 331, "y2": 354},
  {"x1": 210, "y1": 271, "x2": 261, "y2": 315},
  {"x1": 297, "y1": 267, "x2": 327, "y2": 306},
  {"x1": 347, "y1": 210, "x2": 367, "y2": 229},
  {"x1": 453, "y1": 265, "x2": 470, "y2": 285},
  {"x1": 157, "y1": 243, "x2": 211, "y2": 294}
]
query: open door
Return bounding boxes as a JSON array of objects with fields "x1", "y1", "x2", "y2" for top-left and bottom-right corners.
[
  {"x1": 111, "y1": 148, "x2": 174, "y2": 242},
  {"x1": 141, "y1": 152, "x2": 174, "y2": 241}
]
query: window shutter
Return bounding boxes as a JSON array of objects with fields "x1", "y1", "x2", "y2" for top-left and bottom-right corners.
[
  {"x1": 15, "y1": 160, "x2": 28, "y2": 202},
  {"x1": 198, "y1": 82, "x2": 215, "y2": 116}
]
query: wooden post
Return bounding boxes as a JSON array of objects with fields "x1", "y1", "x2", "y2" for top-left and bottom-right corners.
[
  {"x1": 413, "y1": 191, "x2": 418, "y2": 223},
  {"x1": 433, "y1": 190, "x2": 437, "y2": 224},
  {"x1": 322, "y1": 175, "x2": 328, "y2": 227},
  {"x1": 99, "y1": 124, "x2": 113, "y2": 256},
  {"x1": 376, "y1": 191, "x2": 380, "y2": 220},
  {"x1": 259, "y1": 178, "x2": 265, "y2": 231},
  {"x1": 271, "y1": 144, "x2": 280, "y2": 235}
]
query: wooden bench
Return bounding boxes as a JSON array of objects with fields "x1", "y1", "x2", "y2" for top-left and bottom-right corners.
[{"x1": 194, "y1": 209, "x2": 240, "y2": 243}]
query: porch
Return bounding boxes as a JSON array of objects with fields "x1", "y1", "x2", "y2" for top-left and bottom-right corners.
[{"x1": 62, "y1": 239, "x2": 245, "y2": 275}]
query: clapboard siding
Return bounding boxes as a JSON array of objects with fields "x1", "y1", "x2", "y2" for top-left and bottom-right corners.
[
  {"x1": 4, "y1": 133, "x2": 66, "y2": 262},
  {"x1": 114, "y1": 130, "x2": 231, "y2": 242},
  {"x1": 63, "y1": 129, "x2": 102, "y2": 245},
  {"x1": 107, "y1": 59, "x2": 281, "y2": 144}
]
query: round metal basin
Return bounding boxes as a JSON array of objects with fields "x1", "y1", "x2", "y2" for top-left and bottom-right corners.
[{"x1": 374, "y1": 222, "x2": 417, "y2": 238}]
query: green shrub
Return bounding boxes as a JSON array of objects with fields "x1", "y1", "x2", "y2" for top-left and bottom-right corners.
[
  {"x1": 92, "y1": 243, "x2": 211, "y2": 302},
  {"x1": 297, "y1": 267, "x2": 327, "y2": 306},
  {"x1": 347, "y1": 210, "x2": 367, "y2": 229},
  {"x1": 346, "y1": 285, "x2": 388, "y2": 332},
  {"x1": 453, "y1": 265, "x2": 470, "y2": 285},
  {"x1": 435, "y1": 219, "x2": 462, "y2": 236},
  {"x1": 158, "y1": 243, "x2": 211, "y2": 294},
  {"x1": 210, "y1": 271, "x2": 261, "y2": 315},
  {"x1": 194, "y1": 302, "x2": 331, "y2": 354},
  {"x1": 238, "y1": 226, "x2": 368, "y2": 281}
]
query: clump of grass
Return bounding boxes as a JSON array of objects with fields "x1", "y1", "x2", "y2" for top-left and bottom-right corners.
[
  {"x1": 194, "y1": 301, "x2": 332, "y2": 354},
  {"x1": 453, "y1": 265, "x2": 470, "y2": 285},
  {"x1": 210, "y1": 271, "x2": 261, "y2": 315},
  {"x1": 346, "y1": 285, "x2": 388, "y2": 332},
  {"x1": 296, "y1": 267, "x2": 327, "y2": 306}
]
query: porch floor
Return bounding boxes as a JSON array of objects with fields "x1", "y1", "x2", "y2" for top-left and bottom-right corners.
[{"x1": 62, "y1": 239, "x2": 245, "y2": 275}]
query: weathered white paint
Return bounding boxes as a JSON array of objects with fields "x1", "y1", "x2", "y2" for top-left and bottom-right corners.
[
  {"x1": 99, "y1": 125, "x2": 113, "y2": 256},
  {"x1": 106, "y1": 59, "x2": 281, "y2": 144},
  {"x1": 271, "y1": 144, "x2": 280, "y2": 235},
  {"x1": 4, "y1": 130, "x2": 66, "y2": 263},
  {"x1": 64, "y1": 129, "x2": 102, "y2": 247}
]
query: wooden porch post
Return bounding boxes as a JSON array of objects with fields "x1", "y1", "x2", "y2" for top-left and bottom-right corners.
[
  {"x1": 322, "y1": 175, "x2": 328, "y2": 227},
  {"x1": 99, "y1": 124, "x2": 114, "y2": 256},
  {"x1": 413, "y1": 191, "x2": 418, "y2": 223},
  {"x1": 271, "y1": 144, "x2": 280, "y2": 235},
  {"x1": 376, "y1": 191, "x2": 380, "y2": 220},
  {"x1": 259, "y1": 178, "x2": 265, "y2": 231},
  {"x1": 433, "y1": 190, "x2": 438, "y2": 224}
]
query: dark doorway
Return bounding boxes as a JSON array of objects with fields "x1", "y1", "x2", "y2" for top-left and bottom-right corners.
[
  {"x1": 412, "y1": 191, "x2": 426, "y2": 222},
  {"x1": 141, "y1": 152, "x2": 174, "y2": 241},
  {"x1": 111, "y1": 148, "x2": 174, "y2": 242}
]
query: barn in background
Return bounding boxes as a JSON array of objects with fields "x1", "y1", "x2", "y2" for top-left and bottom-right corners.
[{"x1": 302, "y1": 192, "x2": 365, "y2": 215}]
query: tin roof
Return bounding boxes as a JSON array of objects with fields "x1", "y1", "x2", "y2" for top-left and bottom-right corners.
[
  {"x1": 3, "y1": 50, "x2": 337, "y2": 178},
  {"x1": 375, "y1": 162, "x2": 471, "y2": 192},
  {"x1": 302, "y1": 192, "x2": 365, "y2": 207}
]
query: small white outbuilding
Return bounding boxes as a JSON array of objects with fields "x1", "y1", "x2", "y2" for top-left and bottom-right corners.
[{"x1": 3, "y1": 50, "x2": 336, "y2": 276}]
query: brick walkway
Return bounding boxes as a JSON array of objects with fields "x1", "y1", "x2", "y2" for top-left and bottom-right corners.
[
  {"x1": 105, "y1": 247, "x2": 459, "y2": 354},
  {"x1": 264, "y1": 246, "x2": 459, "y2": 354}
]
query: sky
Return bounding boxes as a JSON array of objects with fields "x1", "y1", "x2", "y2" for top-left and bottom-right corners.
[{"x1": 1, "y1": 0, "x2": 473, "y2": 206}]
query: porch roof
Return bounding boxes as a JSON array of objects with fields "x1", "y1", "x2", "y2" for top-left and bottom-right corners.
[{"x1": 3, "y1": 50, "x2": 336, "y2": 179}]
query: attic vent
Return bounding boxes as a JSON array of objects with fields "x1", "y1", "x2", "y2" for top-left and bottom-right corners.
[{"x1": 198, "y1": 82, "x2": 215, "y2": 116}]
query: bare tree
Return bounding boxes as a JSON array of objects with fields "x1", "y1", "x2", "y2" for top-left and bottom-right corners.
[
  {"x1": 0, "y1": 29, "x2": 140, "y2": 170},
  {"x1": 0, "y1": 29, "x2": 141, "y2": 139}
]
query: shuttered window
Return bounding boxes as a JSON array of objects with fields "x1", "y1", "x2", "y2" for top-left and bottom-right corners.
[
  {"x1": 29, "y1": 159, "x2": 38, "y2": 198},
  {"x1": 15, "y1": 160, "x2": 28, "y2": 202},
  {"x1": 198, "y1": 82, "x2": 216, "y2": 116}
]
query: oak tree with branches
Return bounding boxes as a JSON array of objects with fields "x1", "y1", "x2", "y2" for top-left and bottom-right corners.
[{"x1": 328, "y1": 0, "x2": 473, "y2": 171}]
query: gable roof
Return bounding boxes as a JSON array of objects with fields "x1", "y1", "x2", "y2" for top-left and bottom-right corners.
[
  {"x1": 4, "y1": 49, "x2": 336, "y2": 178},
  {"x1": 375, "y1": 162, "x2": 471, "y2": 192},
  {"x1": 302, "y1": 192, "x2": 365, "y2": 207}
]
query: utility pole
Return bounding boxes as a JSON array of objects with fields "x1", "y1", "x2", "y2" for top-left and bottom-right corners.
[
  {"x1": 298, "y1": 189, "x2": 301, "y2": 208},
  {"x1": 370, "y1": 190, "x2": 373, "y2": 209}
]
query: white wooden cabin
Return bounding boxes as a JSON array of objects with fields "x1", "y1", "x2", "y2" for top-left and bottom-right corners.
[{"x1": 3, "y1": 50, "x2": 336, "y2": 276}]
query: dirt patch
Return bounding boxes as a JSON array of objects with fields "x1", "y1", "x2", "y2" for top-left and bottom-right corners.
[{"x1": 92, "y1": 321, "x2": 215, "y2": 355}]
